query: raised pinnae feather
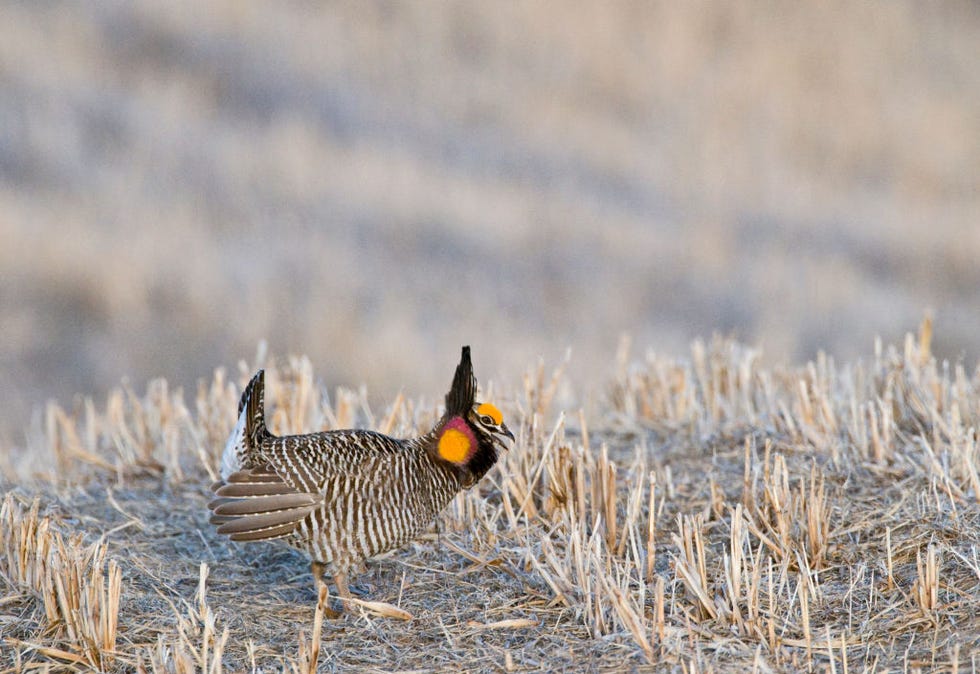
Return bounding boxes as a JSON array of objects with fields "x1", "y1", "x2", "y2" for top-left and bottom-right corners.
[{"x1": 445, "y1": 346, "x2": 476, "y2": 416}]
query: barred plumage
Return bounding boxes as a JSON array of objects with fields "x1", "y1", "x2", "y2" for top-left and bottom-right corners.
[{"x1": 208, "y1": 346, "x2": 512, "y2": 615}]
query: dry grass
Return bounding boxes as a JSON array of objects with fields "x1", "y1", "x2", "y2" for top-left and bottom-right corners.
[
  {"x1": 2, "y1": 324, "x2": 980, "y2": 672},
  {"x1": 1, "y1": 496, "x2": 121, "y2": 670}
]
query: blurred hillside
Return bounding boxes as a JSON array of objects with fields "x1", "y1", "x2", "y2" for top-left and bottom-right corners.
[{"x1": 1, "y1": 1, "x2": 978, "y2": 441}]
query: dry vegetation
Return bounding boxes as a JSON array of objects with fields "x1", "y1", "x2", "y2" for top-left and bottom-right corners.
[{"x1": 2, "y1": 323, "x2": 979, "y2": 672}]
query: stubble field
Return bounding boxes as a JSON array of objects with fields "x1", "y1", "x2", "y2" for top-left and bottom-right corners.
[{"x1": 3, "y1": 324, "x2": 979, "y2": 672}]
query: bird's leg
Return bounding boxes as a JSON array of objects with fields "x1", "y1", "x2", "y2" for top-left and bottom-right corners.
[
  {"x1": 311, "y1": 559, "x2": 327, "y2": 590},
  {"x1": 334, "y1": 571, "x2": 353, "y2": 613},
  {"x1": 311, "y1": 560, "x2": 342, "y2": 619}
]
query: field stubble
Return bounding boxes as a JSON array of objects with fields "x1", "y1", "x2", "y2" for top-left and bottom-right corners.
[{"x1": 2, "y1": 323, "x2": 980, "y2": 672}]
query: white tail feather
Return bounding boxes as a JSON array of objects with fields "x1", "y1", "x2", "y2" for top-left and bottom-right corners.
[{"x1": 220, "y1": 404, "x2": 249, "y2": 480}]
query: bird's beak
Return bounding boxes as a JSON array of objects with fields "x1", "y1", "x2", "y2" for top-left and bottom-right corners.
[{"x1": 498, "y1": 423, "x2": 515, "y2": 446}]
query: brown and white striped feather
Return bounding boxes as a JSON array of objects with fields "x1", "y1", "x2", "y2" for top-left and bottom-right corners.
[{"x1": 209, "y1": 428, "x2": 463, "y2": 568}]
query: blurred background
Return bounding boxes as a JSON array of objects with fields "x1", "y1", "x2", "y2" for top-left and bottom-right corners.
[{"x1": 1, "y1": 1, "x2": 978, "y2": 442}]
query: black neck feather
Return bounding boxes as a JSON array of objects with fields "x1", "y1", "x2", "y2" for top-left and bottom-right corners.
[{"x1": 463, "y1": 430, "x2": 499, "y2": 486}]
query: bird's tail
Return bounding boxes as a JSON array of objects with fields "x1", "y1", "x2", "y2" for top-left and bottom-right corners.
[{"x1": 219, "y1": 370, "x2": 269, "y2": 480}]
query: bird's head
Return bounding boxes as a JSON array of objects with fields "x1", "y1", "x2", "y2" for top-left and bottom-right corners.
[{"x1": 434, "y1": 346, "x2": 514, "y2": 486}]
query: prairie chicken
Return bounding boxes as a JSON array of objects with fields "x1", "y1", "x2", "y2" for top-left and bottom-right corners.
[{"x1": 208, "y1": 346, "x2": 512, "y2": 615}]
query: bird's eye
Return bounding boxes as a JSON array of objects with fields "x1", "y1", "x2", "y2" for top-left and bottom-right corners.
[{"x1": 480, "y1": 415, "x2": 495, "y2": 426}]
